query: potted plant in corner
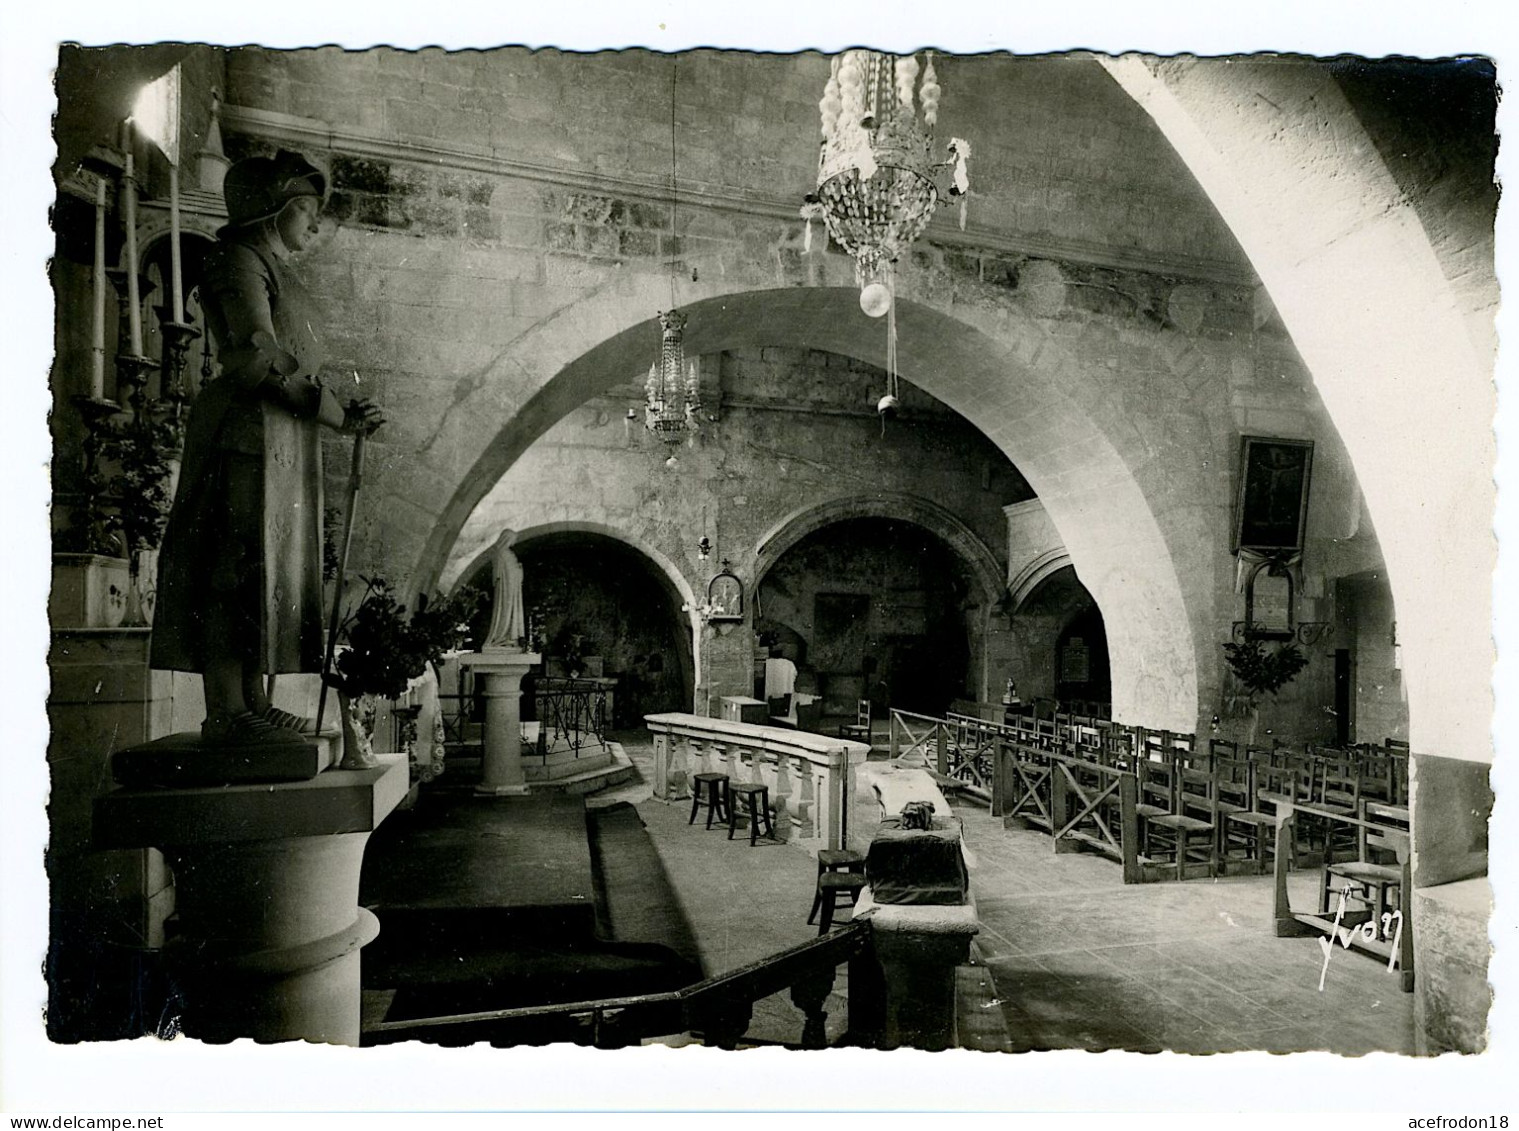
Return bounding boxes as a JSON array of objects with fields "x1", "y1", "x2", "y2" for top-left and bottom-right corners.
[
  {"x1": 1221, "y1": 637, "x2": 1310, "y2": 745},
  {"x1": 325, "y1": 577, "x2": 480, "y2": 769},
  {"x1": 99, "y1": 408, "x2": 180, "y2": 626}
]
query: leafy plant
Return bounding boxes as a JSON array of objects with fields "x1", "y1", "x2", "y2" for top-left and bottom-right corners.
[
  {"x1": 329, "y1": 577, "x2": 482, "y2": 701},
  {"x1": 57, "y1": 461, "x2": 124, "y2": 557},
  {"x1": 99, "y1": 407, "x2": 180, "y2": 569},
  {"x1": 1222, "y1": 638, "x2": 1309, "y2": 706}
]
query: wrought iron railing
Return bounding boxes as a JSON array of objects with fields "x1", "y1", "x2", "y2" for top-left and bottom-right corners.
[
  {"x1": 365, "y1": 920, "x2": 879, "y2": 1049},
  {"x1": 433, "y1": 681, "x2": 609, "y2": 758},
  {"x1": 537, "y1": 678, "x2": 608, "y2": 756}
]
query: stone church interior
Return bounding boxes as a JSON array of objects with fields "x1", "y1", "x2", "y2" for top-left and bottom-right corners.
[{"x1": 43, "y1": 42, "x2": 1497, "y2": 1061}]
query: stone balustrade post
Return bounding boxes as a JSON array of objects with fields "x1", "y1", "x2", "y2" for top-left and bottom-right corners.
[
  {"x1": 772, "y1": 754, "x2": 794, "y2": 843},
  {"x1": 652, "y1": 731, "x2": 672, "y2": 800},
  {"x1": 796, "y1": 760, "x2": 818, "y2": 841}
]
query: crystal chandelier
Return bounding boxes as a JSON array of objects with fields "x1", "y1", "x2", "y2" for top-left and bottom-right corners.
[
  {"x1": 802, "y1": 50, "x2": 971, "y2": 317},
  {"x1": 644, "y1": 308, "x2": 701, "y2": 466}
]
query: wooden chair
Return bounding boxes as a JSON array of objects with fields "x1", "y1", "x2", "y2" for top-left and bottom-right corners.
[
  {"x1": 839, "y1": 698, "x2": 871, "y2": 743},
  {"x1": 1214, "y1": 752, "x2": 1276, "y2": 874},
  {"x1": 1319, "y1": 799, "x2": 1408, "y2": 928},
  {"x1": 1206, "y1": 736, "x2": 1241, "y2": 774},
  {"x1": 1385, "y1": 742, "x2": 1410, "y2": 805},
  {"x1": 1313, "y1": 748, "x2": 1363, "y2": 814},
  {"x1": 1143, "y1": 755, "x2": 1218, "y2": 880},
  {"x1": 1034, "y1": 715, "x2": 1060, "y2": 750},
  {"x1": 1308, "y1": 747, "x2": 1363, "y2": 858},
  {"x1": 1354, "y1": 744, "x2": 1397, "y2": 804},
  {"x1": 1250, "y1": 752, "x2": 1303, "y2": 867},
  {"x1": 1133, "y1": 748, "x2": 1175, "y2": 861}
]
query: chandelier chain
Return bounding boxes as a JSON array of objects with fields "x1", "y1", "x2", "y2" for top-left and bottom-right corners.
[{"x1": 669, "y1": 53, "x2": 679, "y2": 309}]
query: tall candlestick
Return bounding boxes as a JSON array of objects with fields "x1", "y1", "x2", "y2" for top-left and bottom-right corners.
[
  {"x1": 90, "y1": 176, "x2": 107, "y2": 399},
  {"x1": 168, "y1": 160, "x2": 184, "y2": 324},
  {"x1": 121, "y1": 137, "x2": 143, "y2": 356}
]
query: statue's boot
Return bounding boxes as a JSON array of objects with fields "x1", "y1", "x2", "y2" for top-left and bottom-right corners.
[
  {"x1": 263, "y1": 706, "x2": 330, "y2": 735},
  {"x1": 201, "y1": 710, "x2": 310, "y2": 748}
]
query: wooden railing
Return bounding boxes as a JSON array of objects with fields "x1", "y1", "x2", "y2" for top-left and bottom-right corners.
[
  {"x1": 366, "y1": 920, "x2": 880, "y2": 1049},
  {"x1": 887, "y1": 709, "x2": 995, "y2": 803},
  {"x1": 645, "y1": 713, "x2": 871, "y2": 852},
  {"x1": 890, "y1": 707, "x2": 1154, "y2": 882}
]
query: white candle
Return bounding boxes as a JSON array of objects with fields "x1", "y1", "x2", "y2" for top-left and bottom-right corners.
[
  {"x1": 122, "y1": 144, "x2": 143, "y2": 356},
  {"x1": 90, "y1": 176, "x2": 106, "y2": 399},
  {"x1": 168, "y1": 161, "x2": 184, "y2": 324}
]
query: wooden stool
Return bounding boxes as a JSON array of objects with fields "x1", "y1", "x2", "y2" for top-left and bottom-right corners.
[
  {"x1": 814, "y1": 872, "x2": 867, "y2": 934},
  {"x1": 689, "y1": 773, "x2": 730, "y2": 829},
  {"x1": 816, "y1": 848, "x2": 866, "y2": 876},
  {"x1": 808, "y1": 849, "x2": 866, "y2": 924},
  {"x1": 728, "y1": 782, "x2": 775, "y2": 845}
]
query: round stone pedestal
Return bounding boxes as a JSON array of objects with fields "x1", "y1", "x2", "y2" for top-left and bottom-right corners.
[
  {"x1": 460, "y1": 649, "x2": 540, "y2": 796},
  {"x1": 94, "y1": 752, "x2": 409, "y2": 1045}
]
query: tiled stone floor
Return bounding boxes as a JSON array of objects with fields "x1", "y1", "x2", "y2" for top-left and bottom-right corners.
[{"x1": 594, "y1": 732, "x2": 1416, "y2": 1055}]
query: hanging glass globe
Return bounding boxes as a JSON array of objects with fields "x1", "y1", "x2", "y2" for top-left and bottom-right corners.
[{"x1": 859, "y1": 280, "x2": 893, "y2": 317}]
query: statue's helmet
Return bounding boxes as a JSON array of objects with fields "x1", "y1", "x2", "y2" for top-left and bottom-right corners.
[{"x1": 219, "y1": 150, "x2": 327, "y2": 236}]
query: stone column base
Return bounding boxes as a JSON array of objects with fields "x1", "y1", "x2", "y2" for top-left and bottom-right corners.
[
  {"x1": 857, "y1": 889, "x2": 980, "y2": 1051},
  {"x1": 94, "y1": 753, "x2": 409, "y2": 1045}
]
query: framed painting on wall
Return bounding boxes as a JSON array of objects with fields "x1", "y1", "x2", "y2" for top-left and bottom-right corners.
[
  {"x1": 1233, "y1": 435, "x2": 1315, "y2": 552},
  {"x1": 706, "y1": 565, "x2": 745, "y2": 623}
]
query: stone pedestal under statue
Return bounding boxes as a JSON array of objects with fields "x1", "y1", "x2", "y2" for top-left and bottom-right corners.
[
  {"x1": 94, "y1": 751, "x2": 409, "y2": 1045},
  {"x1": 460, "y1": 648, "x2": 541, "y2": 796}
]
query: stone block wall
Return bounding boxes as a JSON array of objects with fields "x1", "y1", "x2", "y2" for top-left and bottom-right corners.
[
  {"x1": 47, "y1": 45, "x2": 1389, "y2": 739},
  {"x1": 241, "y1": 74, "x2": 1373, "y2": 736}
]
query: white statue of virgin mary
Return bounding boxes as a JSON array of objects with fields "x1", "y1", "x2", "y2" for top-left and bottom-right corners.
[{"x1": 483, "y1": 528, "x2": 527, "y2": 650}]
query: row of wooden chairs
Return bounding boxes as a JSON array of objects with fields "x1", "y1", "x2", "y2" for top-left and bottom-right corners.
[{"x1": 993, "y1": 715, "x2": 1408, "y2": 881}]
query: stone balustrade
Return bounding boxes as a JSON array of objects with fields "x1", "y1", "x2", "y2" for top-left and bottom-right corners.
[{"x1": 644, "y1": 713, "x2": 870, "y2": 852}]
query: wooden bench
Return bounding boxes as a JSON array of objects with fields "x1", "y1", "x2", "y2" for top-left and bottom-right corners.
[{"x1": 1272, "y1": 800, "x2": 1414, "y2": 992}]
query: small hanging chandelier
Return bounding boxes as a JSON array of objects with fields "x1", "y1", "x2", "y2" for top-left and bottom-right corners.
[
  {"x1": 642, "y1": 55, "x2": 701, "y2": 468},
  {"x1": 644, "y1": 308, "x2": 701, "y2": 465},
  {"x1": 801, "y1": 50, "x2": 971, "y2": 318}
]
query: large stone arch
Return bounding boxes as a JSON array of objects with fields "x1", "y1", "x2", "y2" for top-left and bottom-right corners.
[
  {"x1": 1103, "y1": 57, "x2": 1495, "y2": 762},
  {"x1": 392, "y1": 279, "x2": 1204, "y2": 730}
]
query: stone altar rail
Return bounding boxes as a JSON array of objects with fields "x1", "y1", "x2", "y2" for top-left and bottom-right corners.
[{"x1": 644, "y1": 713, "x2": 871, "y2": 853}]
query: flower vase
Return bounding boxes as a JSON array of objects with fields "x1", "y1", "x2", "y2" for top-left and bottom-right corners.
[{"x1": 337, "y1": 689, "x2": 379, "y2": 770}]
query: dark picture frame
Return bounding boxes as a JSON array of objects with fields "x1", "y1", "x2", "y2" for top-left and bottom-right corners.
[{"x1": 1233, "y1": 435, "x2": 1315, "y2": 552}]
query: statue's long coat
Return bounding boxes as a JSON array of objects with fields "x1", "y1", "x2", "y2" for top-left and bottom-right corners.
[{"x1": 150, "y1": 234, "x2": 338, "y2": 674}]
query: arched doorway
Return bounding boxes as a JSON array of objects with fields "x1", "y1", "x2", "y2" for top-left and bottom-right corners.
[
  {"x1": 1008, "y1": 565, "x2": 1112, "y2": 716},
  {"x1": 456, "y1": 530, "x2": 695, "y2": 727},
  {"x1": 756, "y1": 516, "x2": 977, "y2": 722}
]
